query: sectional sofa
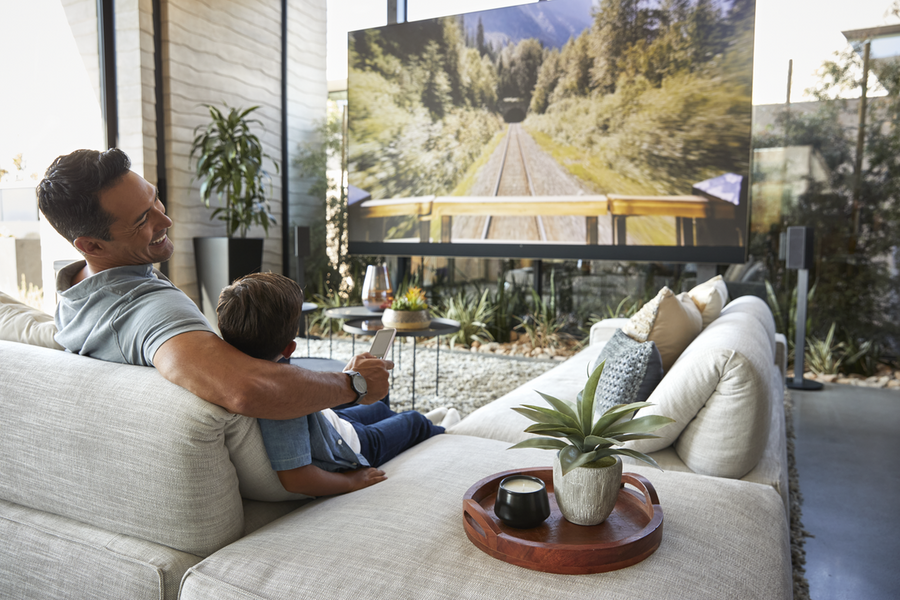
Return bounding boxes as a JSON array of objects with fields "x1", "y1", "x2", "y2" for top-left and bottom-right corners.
[{"x1": 0, "y1": 282, "x2": 792, "y2": 599}]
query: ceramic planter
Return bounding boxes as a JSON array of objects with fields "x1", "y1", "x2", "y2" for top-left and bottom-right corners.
[
  {"x1": 382, "y1": 308, "x2": 430, "y2": 330},
  {"x1": 552, "y1": 454, "x2": 622, "y2": 526}
]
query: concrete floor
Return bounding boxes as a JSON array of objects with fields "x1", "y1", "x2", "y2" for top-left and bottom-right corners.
[{"x1": 791, "y1": 383, "x2": 900, "y2": 599}]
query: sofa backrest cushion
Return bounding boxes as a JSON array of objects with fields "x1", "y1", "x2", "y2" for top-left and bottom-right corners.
[
  {"x1": 0, "y1": 340, "x2": 300, "y2": 557},
  {"x1": 625, "y1": 296, "x2": 775, "y2": 479},
  {"x1": 0, "y1": 291, "x2": 63, "y2": 350}
]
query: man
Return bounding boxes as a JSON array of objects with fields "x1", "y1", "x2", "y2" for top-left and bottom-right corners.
[{"x1": 37, "y1": 148, "x2": 391, "y2": 419}]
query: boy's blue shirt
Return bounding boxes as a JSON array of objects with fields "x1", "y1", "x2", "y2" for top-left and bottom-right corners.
[{"x1": 257, "y1": 360, "x2": 369, "y2": 473}]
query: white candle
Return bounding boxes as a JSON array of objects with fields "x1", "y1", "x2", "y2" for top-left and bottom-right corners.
[{"x1": 501, "y1": 477, "x2": 544, "y2": 493}]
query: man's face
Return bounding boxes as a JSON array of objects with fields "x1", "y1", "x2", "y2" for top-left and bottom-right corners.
[{"x1": 96, "y1": 171, "x2": 174, "y2": 266}]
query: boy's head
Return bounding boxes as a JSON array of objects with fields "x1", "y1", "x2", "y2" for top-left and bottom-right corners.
[{"x1": 217, "y1": 272, "x2": 304, "y2": 361}]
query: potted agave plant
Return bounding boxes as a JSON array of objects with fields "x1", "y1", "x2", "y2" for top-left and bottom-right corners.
[
  {"x1": 510, "y1": 361, "x2": 674, "y2": 526},
  {"x1": 382, "y1": 286, "x2": 431, "y2": 330}
]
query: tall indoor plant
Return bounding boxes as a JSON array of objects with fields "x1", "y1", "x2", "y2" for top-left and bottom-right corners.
[{"x1": 190, "y1": 104, "x2": 279, "y2": 326}]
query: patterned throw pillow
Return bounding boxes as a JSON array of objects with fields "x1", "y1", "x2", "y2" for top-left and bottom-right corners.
[{"x1": 590, "y1": 329, "x2": 664, "y2": 414}]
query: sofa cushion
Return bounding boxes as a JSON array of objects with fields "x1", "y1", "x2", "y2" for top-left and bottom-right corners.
[
  {"x1": 180, "y1": 435, "x2": 792, "y2": 600},
  {"x1": 590, "y1": 329, "x2": 664, "y2": 411},
  {"x1": 622, "y1": 287, "x2": 702, "y2": 372},
  {"x1": 449, "y1": 343, "x2": 604, "y2": 443},
  {"x1": 0, "y1": 290, "x2": 63, "y2": 350},
  {"x1": 688, "y1": 275, "x2": 730, "y2": 328},
  {"x1": 625, "y1": 305, "x2": 775, "y2": 479}
]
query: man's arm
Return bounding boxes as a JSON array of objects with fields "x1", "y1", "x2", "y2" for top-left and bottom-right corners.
[{"x1": 153, "y1": 331, "x2": 393, "y2": 419}]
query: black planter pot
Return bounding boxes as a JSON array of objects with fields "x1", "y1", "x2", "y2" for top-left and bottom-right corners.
[{"x1": 193, "y1": 237, "x2": 264, "y2": 328}]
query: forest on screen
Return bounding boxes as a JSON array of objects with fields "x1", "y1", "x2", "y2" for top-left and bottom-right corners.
[{"x1": 348, "y1": 0, "x2": 754, "y2": 223}]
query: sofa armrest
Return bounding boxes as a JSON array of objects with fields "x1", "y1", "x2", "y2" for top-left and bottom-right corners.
[{"x1": 589, "y1": 318, "x2": 630, "y2": 346}]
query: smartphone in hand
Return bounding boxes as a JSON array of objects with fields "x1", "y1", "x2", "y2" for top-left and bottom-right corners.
[{"x1": 369, "y1": 327, "x2": 397, "y2": 359}]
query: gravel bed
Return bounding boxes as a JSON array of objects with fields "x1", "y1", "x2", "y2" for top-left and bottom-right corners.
[{"x1": 292, "y1": 337, "x2": 561, "y2": 418}]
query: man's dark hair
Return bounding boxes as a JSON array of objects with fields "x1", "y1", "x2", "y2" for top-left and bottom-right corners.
[
  {"x1": 36, "y1": 148, "x2": 131, "y2": 244},
  {"x1": 217, "y1": 272, "x2": 305, "y2": 360}
]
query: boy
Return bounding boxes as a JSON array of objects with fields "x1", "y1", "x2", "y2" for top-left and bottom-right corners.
[{"x1": 217, "y1": 272, "x2": 457, "y2": 497}]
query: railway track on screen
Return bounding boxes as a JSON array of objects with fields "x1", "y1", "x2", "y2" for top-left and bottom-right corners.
[{"x1": 482, "y1": 123, "x2": 547, "y2": 241}]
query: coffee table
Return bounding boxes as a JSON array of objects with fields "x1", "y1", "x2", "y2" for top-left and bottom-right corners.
[
  {"x1": 342, "y1": 317, "x2": 461, "y2": 409},
  {"x1": 322, "y1": 306, "x2": 384, "y2": 359}
]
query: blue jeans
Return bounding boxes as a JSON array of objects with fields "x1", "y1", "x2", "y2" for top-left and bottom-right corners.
[{"x1": 334, "y1": 402, "x2": 443, "y2": 468}]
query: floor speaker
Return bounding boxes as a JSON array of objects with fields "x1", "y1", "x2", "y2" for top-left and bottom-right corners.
[
  {"x1": 785, "y1": 226, "x2": 822, "y2": 391},
  {"x1": 786, "y1": 226, "x2": 814, "y2": 270}
]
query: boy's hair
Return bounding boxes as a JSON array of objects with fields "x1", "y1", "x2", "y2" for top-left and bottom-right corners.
[
  {"x1": 36, "y1": 148, "x2": 130, "y2": 244},
  {"x1": 217, "y1": 272, "x2": 304, "y2": 360}
]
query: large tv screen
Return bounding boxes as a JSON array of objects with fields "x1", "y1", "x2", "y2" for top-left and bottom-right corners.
[{"x1": 347, "y1": 0, "x2": 755, "y2": 263}]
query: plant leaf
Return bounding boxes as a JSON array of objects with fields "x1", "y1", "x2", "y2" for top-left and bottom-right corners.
[
  {"x1": 511, "y1": 405, "x2": 580, "y2": 430},
  {"x1": 524, "y1": 424, "x2": 584, "y2": 438},
  {"x1": 507, "y1": 438, "x2": 569, "y2": 451},
  {"x1": 559, "y1": 445, "x2": 599, "y2": 476},
  {"x1": 580, "y1": 360, "x2": 604, "y2": 432},
  {"x1": 591, "y1": 401, "x2": 652, "y2": 435},
  {"x1": 607, "y1": 432, "x2": 662, "y2": 443},
  {"x1": 534, "y1": 391, "x2": 578, "y2": 423},
  {"x1": 605, "y1": 415, "x2": 675, "y2": 436},
  {"x1": 609, "y1": 448, "x2": 664, "y2": 470},
  {"x1": 583, "y1": 435, "x2": 619, "y2": 449}
]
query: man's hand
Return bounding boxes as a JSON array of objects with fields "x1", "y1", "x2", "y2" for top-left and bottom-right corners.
[{"x1": 344, "y1": 352, "x2": 394, "y2": 405}]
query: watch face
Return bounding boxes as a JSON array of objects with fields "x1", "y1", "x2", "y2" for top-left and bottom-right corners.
[{"x1": 350, "y1": 372, "x2": 367, "y2": 395}]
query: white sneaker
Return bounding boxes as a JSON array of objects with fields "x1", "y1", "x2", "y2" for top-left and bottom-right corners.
[
  {"x1": 439, "y1": 408, "x2": 461, "y2": 429},
  {"x1": 424, "y1": 406, "x2": 448, "y2": 425}
]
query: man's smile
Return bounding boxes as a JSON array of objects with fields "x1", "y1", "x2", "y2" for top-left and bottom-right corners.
[{"x1": 150, "y1": 231, "x2": 168, "y2": 246}]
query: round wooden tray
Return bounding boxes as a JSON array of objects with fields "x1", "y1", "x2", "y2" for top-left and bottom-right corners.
[{"x1": 463, "y1": 467, "x2": 663, "y2": 574}]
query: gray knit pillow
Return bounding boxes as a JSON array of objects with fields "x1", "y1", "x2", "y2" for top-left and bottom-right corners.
[{"x1": 590, "y1": 329, "x2": 664, "y2": 414}]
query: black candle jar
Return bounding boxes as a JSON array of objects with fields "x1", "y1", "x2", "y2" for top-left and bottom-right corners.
[{"x1": 494, "y1": 475, "x2": 551, "y2": 529}]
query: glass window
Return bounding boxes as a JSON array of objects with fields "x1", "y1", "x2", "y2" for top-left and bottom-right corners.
[{"x1": 0, "y1": 0, "x2": 103, "y2": 309}]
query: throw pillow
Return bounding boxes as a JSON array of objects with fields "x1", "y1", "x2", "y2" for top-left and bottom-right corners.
[
  {"x1": 0, "y1": 291, "x2": 63, "y2": 350},
  {"x1": 622, "y1": 287, "x2": 702, "y2": 372},
  {"x1": 590, "y1": 329, "x2": 664, "y2": 414},
  {"x1": 688, "y1": 274, "x2": 730, "y2": 329}
]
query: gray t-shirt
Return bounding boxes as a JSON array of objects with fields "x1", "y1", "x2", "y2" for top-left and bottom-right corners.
[{"x1": 55, "y1": 260, "x2": 214, "y2": 367}]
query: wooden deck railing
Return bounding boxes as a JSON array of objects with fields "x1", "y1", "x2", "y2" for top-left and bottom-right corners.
[{"x1": 353, "y1": 194, "x2": 736, "y2": 246}]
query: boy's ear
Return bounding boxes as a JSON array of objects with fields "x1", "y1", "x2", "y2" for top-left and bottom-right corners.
[{"x1": 280, "y1": 340, "x2": 297, "y2": 359}]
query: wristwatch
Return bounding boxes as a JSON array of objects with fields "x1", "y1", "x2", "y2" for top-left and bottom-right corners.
[{"x1": 346, "y1": 371, "x2": 367, "y2": 405}]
